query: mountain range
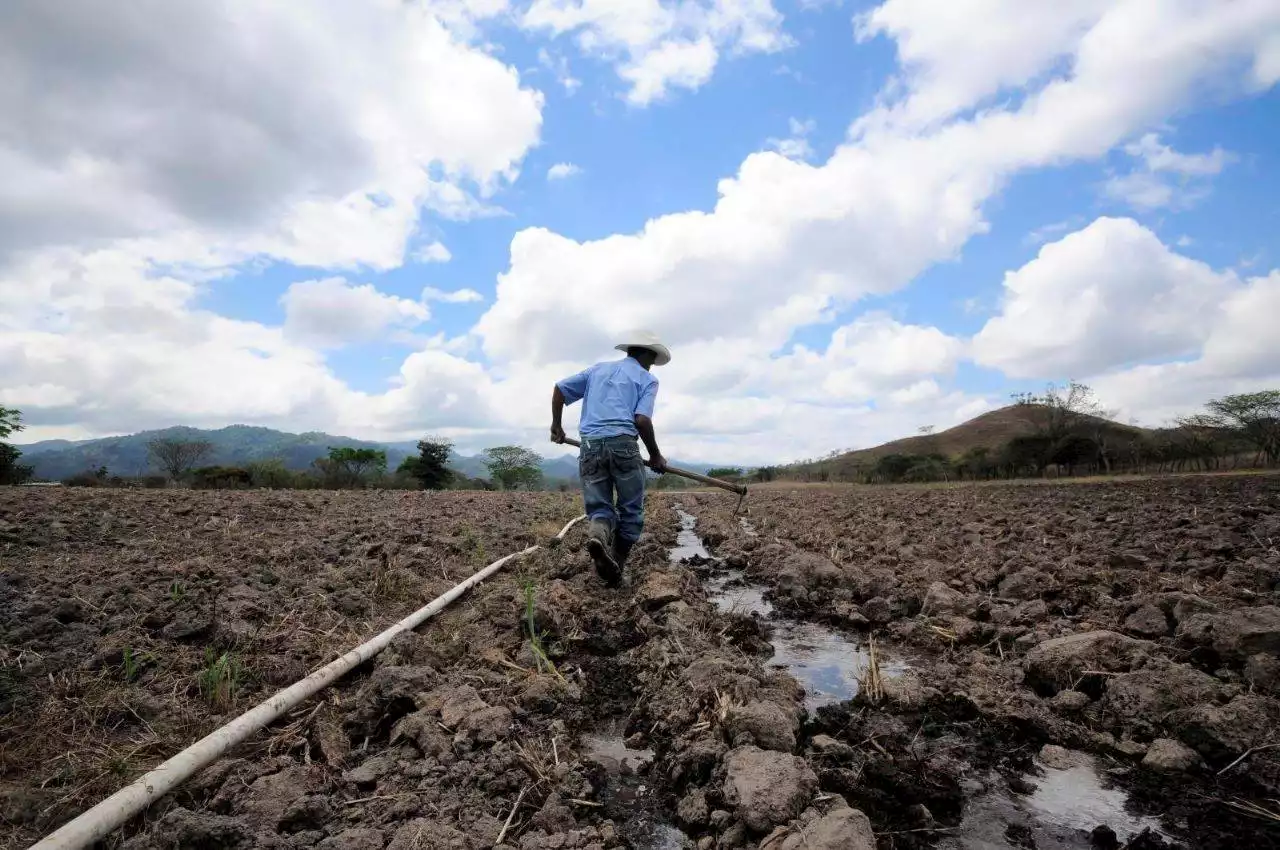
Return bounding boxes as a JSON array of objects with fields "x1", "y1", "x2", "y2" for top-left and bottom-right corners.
[{"x1": 14, "y1": 425, "x2": 715, "y2": 483}]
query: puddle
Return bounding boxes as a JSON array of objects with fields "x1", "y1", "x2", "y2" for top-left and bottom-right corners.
[
  {"x1": 580, "y1": 723, "x2": 655, "y2": 774},
  {"x1": 668, "y1": 508, "x2": 1171, "y2": 847},
  {"x1": 581, "y1": 722, "x2": 690, "y2": 849},
  {"x1": 675, "y1": 508, "x2": 908, "y2": 711},
  {"x1": 669, "y1": 509, "x2": 712, "y2": 562},
  {"x1": 940, "y1": 752, "x2": 1168, "y2": 849}
]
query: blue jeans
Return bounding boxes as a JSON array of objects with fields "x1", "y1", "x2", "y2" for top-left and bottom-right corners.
[{"x1": 579, "y1": 435, "x2": 646, "y2": 543}]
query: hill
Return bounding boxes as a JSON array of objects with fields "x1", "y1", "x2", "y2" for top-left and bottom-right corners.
[
  {"x1": 789, "y1": 404, "x2": 1151, "y2": 478},
  {"x1": 15, "y1": 425, "x2": 699, "y2": 483}
]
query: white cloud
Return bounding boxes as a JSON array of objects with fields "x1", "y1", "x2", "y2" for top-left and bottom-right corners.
[
  {"x1": 0, "y1": 0, "x2": 543, "y2": 270},
  {"x1": 972, "y1": 217, "x2": 1235, "y2": 378},
  {"x1": 414, "y1": 242, "x2": 453, "y2": 263},
  {"x1": 547, "y1": 162, "x2": 584, "y2": 180},
  {"x1": 1089, "y1": 270, "x2": 1280, "y2": 425},
  {"x1": 973, "y1": 216, "x2": 1280, "y2": 430},
  {"x1": 522, "y1": 0, "x2": 789, "y2": 105},
  {"x1": 1102, "y1": 171, "x2": 1178, "y2": 210},
  {"x1": 478, "y1": 0, "x2": 1280, "y2": 372},
  {"x1": 423, "y1": 286, "x2": 485, "y2": 304},
  {"x1": 767, "y1": 117, "x2": 816, "y2": 161},
  {"x1": 1103, "y1": 132, "x2": 1233, "y2": 210},
  {"x1": 854, "y1": 0, "x2": 1113, "y2": 132},
  {"x1": 5, "y1": 0, "x2": 1280, "y2": 466},
  {"x1": 282, "y1": 278, "x2": 430, "y2": 348},
  {"x1": 618, "y1": 37, "x2": 719, "y2": 104},
  {"x1": 1124, "y1": 133, "x2": 1232, "y2": 176}
]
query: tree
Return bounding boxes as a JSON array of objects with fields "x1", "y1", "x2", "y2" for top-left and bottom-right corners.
[
  {"x1": 325, "y1": 447, "x2": 387, "y2": 487},
  {"x1": 147, "y1": 438, "x2": 214, "y2": 481},
  {"x1": 483, "y1": 446, "x2": 543, "y2": 490},
  {"x1": 1015, "y1": 381, "x2": 1100, "y2": 443},
  {"x1": 246, "y1": 458, "x2": 295, "y2": 488},
  {"x1": 0, "y1": 406, "x2": 21, "y2": 442},
  {"x1": 0, "y1": 406, "x2": 32, "y2": 485},
  {"x1": 706, "y1": 467, "x2": 745, "y2": 480},
  {"x1": 1204, "y1": 390, "x2": 1280, "y2": 466},
  {"x1": 1014, "y1": 381, "x2": 1121, "y2": 473},
  {"x1": 398, "y1": 437, "x2": 455, "y2": 490}
]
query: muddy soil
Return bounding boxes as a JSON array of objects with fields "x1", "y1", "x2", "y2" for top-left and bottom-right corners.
[
  {"x1": 3, "y1": 476, "x2": 1279, "y2": 850},
  {"x1": 685, "y1": 474, "x2": 1280, "y2": 848},
  {"x1": 1, "y1": 486, "x2": 870, "y2": 850}
]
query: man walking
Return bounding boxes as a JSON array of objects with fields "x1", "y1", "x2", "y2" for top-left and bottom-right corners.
[{"x1": 551, "y1": 332, "x2": 669, "y2": 585}]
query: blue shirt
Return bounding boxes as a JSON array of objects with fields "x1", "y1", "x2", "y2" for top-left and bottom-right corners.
[{"x1": 557, "y1": 356, "x2": 659, "y2": 439}]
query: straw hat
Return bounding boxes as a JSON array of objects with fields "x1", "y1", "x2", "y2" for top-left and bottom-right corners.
[{"x1": 616, "y1": 330, "x2": 671, "y2": 366}]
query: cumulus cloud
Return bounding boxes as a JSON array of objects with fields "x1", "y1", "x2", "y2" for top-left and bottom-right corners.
[
  {"x1": 522, "y1": 0, "x2": 789, "y2": 105},
  {"x1": 5, "y1": 0, "x2": 1280, "y2": 465},
  {"x1": 547, "y1": 162, "x2": 584, "y2": 180},
  {"x1": 972, "y1": 218, "x2": 1234, "y2": 377},
  {"x1": 282, "y1": 278, "x2": 430, "y2": 348},
  {"x1": 1090, "y1": 270, "x2": 1280, "y2": 425},
  {"x1": 414, "y1": 242, "x2": 453, "y2": 263},
  {"x1": 970, "y1": 217, "x2": 1280, "y2": 427},
  {"x1": 478, "y1": 0, "x2": 1280, "y2": 371},
  {"x1": 0, "y1": 0, "x2": 543, "y2": 269}
]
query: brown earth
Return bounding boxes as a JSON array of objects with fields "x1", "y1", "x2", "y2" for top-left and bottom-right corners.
[
  {"x1": 0, "y1": 487, "x2": 863, "y2": 850},
  {"x1": 688, "y1": 473, "x2": 1280, "y2": 848},
  {"x1": 2, "y1": 475, "x2": 1279, "y2": 850}
]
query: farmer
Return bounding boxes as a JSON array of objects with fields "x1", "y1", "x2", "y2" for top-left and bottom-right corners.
[{"x1": 550, "y1": 331, "x2": 670, "y2": 585}]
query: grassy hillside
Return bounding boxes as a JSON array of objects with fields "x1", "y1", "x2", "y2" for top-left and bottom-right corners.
[{"x1": 788, "y1": 404, "x2": 1151, "y2": 479}]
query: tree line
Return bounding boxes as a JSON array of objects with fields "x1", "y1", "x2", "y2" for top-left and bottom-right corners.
[
  {"x1": 19, "y1": 429, "x2": 562, "y2": 492},
  {"x1": 5, "y1": 386, "x2": 1278, "y2": 491},
  {"x1": 791, "y1": 385, "x2": 1280, "y2": 485}
]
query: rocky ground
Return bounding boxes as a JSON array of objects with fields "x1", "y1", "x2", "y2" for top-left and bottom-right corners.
[
  {"x1": 0, "y1": 487, "x2": 869, "y2": 850},
  {"x1": 688, "y1": 473, "x2": 1280, "y2": 848},
  {"x1": 1, "y1": 475, "x2": 1278, "y2": 849}
]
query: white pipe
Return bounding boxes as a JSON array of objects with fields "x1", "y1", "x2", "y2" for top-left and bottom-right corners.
[{"x1": 30, "y1": 513, "x2": 587, "y2": 850}]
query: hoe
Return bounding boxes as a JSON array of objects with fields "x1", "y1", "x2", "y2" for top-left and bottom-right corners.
[{"x1": 560, "y1": 437, "x2": 749, "y2": 514}]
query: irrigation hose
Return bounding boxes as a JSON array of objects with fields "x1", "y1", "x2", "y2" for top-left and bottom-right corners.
[{"x1": 28, "y1": 513, "x2": 588, "y2": 850}]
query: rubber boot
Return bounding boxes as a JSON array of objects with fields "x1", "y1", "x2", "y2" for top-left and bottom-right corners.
[
  {"x1": 584, "y1": 517, "x2": 620, "y2": 586},
  {"x1": 613, "y1": 537, "x2": 635, "y2": 571}
]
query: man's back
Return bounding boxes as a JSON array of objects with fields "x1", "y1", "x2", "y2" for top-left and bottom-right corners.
[{"x1": 557, "y1": 356, "x2": 659, "y2": 439}]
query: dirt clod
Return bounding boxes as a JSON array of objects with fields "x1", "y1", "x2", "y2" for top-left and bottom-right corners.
[
  {"x1": 722, "y1": 745, "x2": 818, "y2": 832},
  {"x1": 1142, "y1": 739, "x2": 1202, "y2": 772},
  {"x1": 773, "y1": 804, "x2": 876, "y2": 850}
]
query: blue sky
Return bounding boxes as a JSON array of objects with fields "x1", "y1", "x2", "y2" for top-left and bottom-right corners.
[{"x1": 4, "y1": 0, "x2": 1279, "y2": 464}]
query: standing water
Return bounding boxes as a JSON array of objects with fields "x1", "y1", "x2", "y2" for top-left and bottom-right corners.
[
  {"x1": 672, "y1": 507, "x2": 907, "y2": 710},
  {"x1": 674, "y1": 507, "x2": 1170, "y2": 848}
]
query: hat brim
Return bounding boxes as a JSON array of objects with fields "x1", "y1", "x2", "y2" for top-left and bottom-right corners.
[{"x1": 616, "y1": 343, "x2": 671, "y2": 366}]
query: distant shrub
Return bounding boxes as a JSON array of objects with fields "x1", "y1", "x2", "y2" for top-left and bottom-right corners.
[
  {"x1": 63, "y1": 466, "x2": 109, "y2": 487},
  {"x1": 246, "y1": 458, "x2": 294, "y2": 489},
  {"x1": 191, "y1": 466, "x2": 252, "y2": 489}
]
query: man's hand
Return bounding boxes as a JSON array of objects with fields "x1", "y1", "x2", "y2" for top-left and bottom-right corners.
[
  {"x1": 550, "y1": 424, "x2": 566, "y2": 444},
  {"x1": 648, "y1": 453, "x2": 668, "y2": 474}
]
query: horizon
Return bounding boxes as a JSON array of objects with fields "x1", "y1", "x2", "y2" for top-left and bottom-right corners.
[{"x1": 11, "y1": 399, "x2": 1177, "y2": 472}]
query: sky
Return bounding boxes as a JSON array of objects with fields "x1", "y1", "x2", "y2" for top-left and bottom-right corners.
[{"x1": 2, "y1": 0, "x2": 1279, "y2": 466}]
